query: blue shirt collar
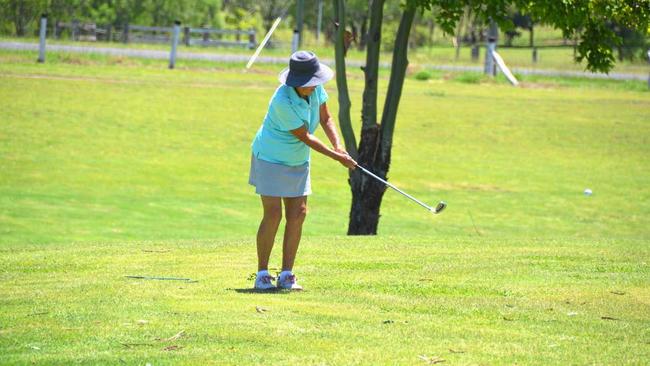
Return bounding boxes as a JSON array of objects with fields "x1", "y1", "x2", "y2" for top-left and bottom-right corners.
[{"x1": 287, "y1": 85, "x2": 312, "y2": 105}]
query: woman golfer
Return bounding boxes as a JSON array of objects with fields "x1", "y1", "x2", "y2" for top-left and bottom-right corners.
[{"x1": 249, "y1": 51, "x2": 356, "y2": 290}]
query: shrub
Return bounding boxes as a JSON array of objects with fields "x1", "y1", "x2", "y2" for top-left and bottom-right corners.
[
  {"x1": 414, "y1": 70, "x2": 432, "y2": 81},
  {"x1": 455, "y1": 72, "x2": 484, "y2": 84}
]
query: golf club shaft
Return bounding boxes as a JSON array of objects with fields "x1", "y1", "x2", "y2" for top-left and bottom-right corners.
[
  {"x1": 246, "y1": 16, "x2": 282, "y2": 69},
  {"x1": 356, "y1": 165, "x2": 434, "y2": 211}
]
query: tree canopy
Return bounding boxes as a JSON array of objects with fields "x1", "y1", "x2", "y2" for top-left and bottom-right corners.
[
  {"x1": 1, "y1": 0, "x2": 648, "y2": 71},
  {"x1": 413, "y1": 0, "x2": 649, "y2": 72},
  {"x1": 0, "y1": 0, "x2": 226, "y2": 35}
]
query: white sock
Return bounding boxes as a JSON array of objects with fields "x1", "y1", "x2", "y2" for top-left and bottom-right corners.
[{"x1": 257, "y1": 270, "x2": 270, "y2": 278}]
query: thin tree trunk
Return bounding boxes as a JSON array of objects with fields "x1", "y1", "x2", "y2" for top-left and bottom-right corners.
[
  {"x1": 263, "y1": 0, "x2": 277, "y2": 32},
  {"x1": 13, "y1": 1, "x2": 27, "y2": 36},
  {"x1": 333, "y1": 0, "x2": 358, "y2": 160},
  {"x1": 464, "y1": 8, "x2": 473, "y2": 39},
  {"x1": 361, "y1": 0, "x2": 383, "y2": 131},
  {"x1": 358, "y1": 16, "x2": 368, "y2": 50},
  {"x1": 379, "y1": 7, "x2": 416, "y2": 163},
  {"x1": 454, "y1": 8, "x2": 466, "y2": 61}
]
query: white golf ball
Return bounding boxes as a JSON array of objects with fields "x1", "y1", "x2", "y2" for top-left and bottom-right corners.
[{"x1": 584, "y1": 188, "x2": 592, "y2": 196}]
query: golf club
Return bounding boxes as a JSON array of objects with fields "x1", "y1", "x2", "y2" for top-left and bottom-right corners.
[
  {"x1": 245, "y1": 1, "x2": 295, "y2": 70},
  {"x1": 356, "y1": 164, "x2": 446, "y2": 214},
  {"x1": 246, "y1": 16, "x2": 282, "y2": 70}
]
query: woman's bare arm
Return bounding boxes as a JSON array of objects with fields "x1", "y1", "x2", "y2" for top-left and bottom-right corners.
[
  {"x1": 290, "y1": 126, "x2": 356, "y2": 169},
  {"x1": 318, "y1": 102, "x2": 344, "y2": 152}
]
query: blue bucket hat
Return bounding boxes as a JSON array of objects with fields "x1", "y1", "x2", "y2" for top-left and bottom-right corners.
[{"x1": 278, "y1": 50, "x2": 334, "y2": 87}]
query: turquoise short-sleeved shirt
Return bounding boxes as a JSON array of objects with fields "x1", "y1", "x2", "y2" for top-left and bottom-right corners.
[{"x1": 251, "y1": 84, "x2": 329, "y2": 166}]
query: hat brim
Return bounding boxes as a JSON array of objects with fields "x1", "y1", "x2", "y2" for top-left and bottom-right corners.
[{"x1": 278, "y1": 63, "x2": 334, "y2": 87}]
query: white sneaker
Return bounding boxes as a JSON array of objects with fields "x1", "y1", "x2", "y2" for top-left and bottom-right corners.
[
  {"x1": 277, "y1": 272, "x2": 303, "y2": 291},
  {"x1": 254, "y1": 273, "x2": 276, "y2": 291}
]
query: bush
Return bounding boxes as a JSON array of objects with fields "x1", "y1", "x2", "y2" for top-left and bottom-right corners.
[
  {"x1": 414, "y1": 70, "x2": 433, "y2": 81},
  {"x1": 455, "y1": 72, "x2": 485, "y2": 84}
]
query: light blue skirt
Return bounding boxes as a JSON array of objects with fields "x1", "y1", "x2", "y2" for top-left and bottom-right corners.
[{"x1": 248, "y1": 154, "x2": 311, "y2": 197}]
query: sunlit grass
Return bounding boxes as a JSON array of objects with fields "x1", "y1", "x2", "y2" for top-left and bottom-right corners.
[{"x1": 0, "y1": 49, "x2": 648, "y2": 364}]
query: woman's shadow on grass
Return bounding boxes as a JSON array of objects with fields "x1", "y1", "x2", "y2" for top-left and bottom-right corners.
[{"x1": 231, "y1": 272, "x2": 300, "y2": 294}]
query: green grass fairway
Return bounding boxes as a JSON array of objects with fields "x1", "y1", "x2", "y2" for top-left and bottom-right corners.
[
  {"x1": 1, "y1": 50, "x2": 649, "y2": 364},
  {"x1": 2, "y1": 238, "x2": 648, "y2": 365}
]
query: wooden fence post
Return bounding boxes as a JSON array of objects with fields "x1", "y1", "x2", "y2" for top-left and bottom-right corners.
[
  {"x1": 471, "y1": 45, "x2": 479, "y2": 61},
  {"x1": 72, "y1": 19, "x2": 80, "y2": 41},
  {"x1": 106, "y1": 24, "x2": 112, "y2": 42},
  {"x1": 532, "y1": 47, "x2": 538, "y2": 64},
  {"x1": 123, "y1": 23, "x2": 129, "y2": 43},
  {"x1": 203, "y1": 29, "x2": 209, "y2": 46},
  {"x1": 38, "y1": 14, "x2": 47, "y2": 63},
  {"x1": 169, "y1": 21, "x2": 181, "y2": 69},
  {"x1": 184, "y1": 26, "x2": 191, "y2": 46},
  {"x1": 248, "y1": 29, "x2": 256, "y2": 49}
]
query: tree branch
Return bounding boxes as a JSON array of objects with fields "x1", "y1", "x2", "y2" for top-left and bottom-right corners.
[
  {"x1": 379, "y1": 5, "x2": 416, "y2": 164},
  {"x1": 333, "y1": 0, "x2": 359, "y2": 160},
  {"x1": 361, "y1": 0, "x2": 384, "y2": 131}
]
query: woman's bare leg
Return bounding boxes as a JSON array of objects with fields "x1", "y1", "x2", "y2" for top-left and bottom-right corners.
[
  {"x1": 281, "y1": 196, "x2": 308, "y2": 271},
  {"x1": 257, "y1": 196, "x2": 282, "y2": 271}
]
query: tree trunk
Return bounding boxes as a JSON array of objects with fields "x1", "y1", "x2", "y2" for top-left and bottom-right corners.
[
  {"x1": 348, "y1": 125, "x2": 385, "y2": 235},
  {"x1": 333, "y1": 0, "x2": 358, "y2": 160},
  {"x1": 348, "y1": 4, "x2": 416, "y2": 235},
  {"x1": 262, "y1": 0, "x2": 277, "y2": 32},
  {"x1": 454, "y1": 8, "x2": 466, "y2": 61},
  {"x1": 358, "y1": 15, "x2": 368, "y2": 50},
  {"x1": 361, "y1": 0, "x2": 383, "y2": 132},
  {"x1": 379, "y1": 7, "x2": 416, "y2": 165},
  {"x1": 347, "y1": 0, "x2": 385, "y2": 235},
  {"x1": 12, "y1": 0, "x2": 28, "y2": 36}
]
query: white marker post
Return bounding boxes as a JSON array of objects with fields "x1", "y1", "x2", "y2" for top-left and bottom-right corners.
[
  {"x1": 38, "y1": 14, "x2": 47, "y2": 63},
  {"x1": 492, "y1": 51, "x2": 519, "y2": 86},
  {"x1": 246, "y1": 16, "x2": 282, "y2": 70},
  {"x1": 169, "y1": 20, "x2": 181, "y2": 69}
]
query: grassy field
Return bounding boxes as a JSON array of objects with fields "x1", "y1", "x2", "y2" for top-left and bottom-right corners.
[{"x1": 1, "y1": 50, "x2": 649, "y2": 364}]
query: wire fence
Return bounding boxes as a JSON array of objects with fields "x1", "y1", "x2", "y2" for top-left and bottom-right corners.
[{"x1": 52, "y1": 20, "x2": 256, "y2": 49}]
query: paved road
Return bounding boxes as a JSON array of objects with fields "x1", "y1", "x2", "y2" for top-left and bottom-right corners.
[{"x1": 1, "y1": 41, "x2": 647, "y2": 81}]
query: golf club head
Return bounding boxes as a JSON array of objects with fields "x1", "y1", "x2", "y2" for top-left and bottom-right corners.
[{"x1": 432, "y1": 201, "x2": 447, "y2": 214}]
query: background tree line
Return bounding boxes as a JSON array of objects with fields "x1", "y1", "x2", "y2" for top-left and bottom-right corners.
[
  {"x1": 0, "y1": 0, "x2": 647, "y2": 60},
  {"x1": 0, "y1": 0, "x2": 226, "y2": 36}
]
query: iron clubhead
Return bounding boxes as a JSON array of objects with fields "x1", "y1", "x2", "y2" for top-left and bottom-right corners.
[{"x1": 432, "y1": 201, "x2": 447, "y2": 214}]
